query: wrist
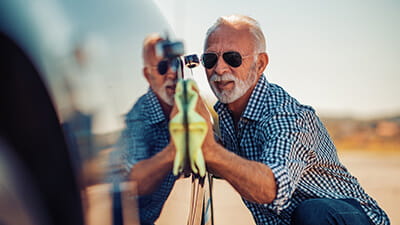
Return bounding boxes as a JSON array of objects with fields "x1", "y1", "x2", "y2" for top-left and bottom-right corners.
[
  {"x1": 164, "y1": 143, "x2": 176, "y2": 164},
  {"x1": 202, "y1": 141, "x2": 222, "y2": 166}
]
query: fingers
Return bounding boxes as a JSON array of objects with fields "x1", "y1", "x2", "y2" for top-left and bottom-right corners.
[
  {"x1": 170, "y1": 102, "x2": 179, "y2": 118},
  {"x1": 195, "y1": 95, "x2": 212, "y2": 125}
]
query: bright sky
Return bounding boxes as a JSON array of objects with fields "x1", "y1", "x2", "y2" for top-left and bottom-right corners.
[{"x1": 154, "y1": 0, "x2": 400, "y2": 118}]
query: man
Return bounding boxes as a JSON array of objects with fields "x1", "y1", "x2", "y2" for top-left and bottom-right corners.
[
  {"x1": 196, "y1": 15, "x2": 390, "y2": 225},
  {"x1": 118, "y1": 33, "x2": 177, "y2": 225}
]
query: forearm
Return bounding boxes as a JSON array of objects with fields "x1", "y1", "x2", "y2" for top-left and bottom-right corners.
[
  {"x1": 129, "y1": 144, "x2": 175, "y2": 195},
  {"x1": 205, "y1": 143, "x2": 277, "y2": 204}
]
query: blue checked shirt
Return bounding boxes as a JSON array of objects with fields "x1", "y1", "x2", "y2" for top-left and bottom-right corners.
[
  {"x1": 119, "y1": 89, "x2": 176, "y2": 225},
  {"x1": 214, "y1": 75, "x2": 390, "y2": 225}
]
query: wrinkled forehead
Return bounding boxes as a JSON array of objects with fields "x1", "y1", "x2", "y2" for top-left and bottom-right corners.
[{"x1": 205, "y1": 24, "x2": 255, "y2": 53}]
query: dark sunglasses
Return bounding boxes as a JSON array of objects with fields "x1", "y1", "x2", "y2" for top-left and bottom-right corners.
[
  {"x1": 201, "y1": 51, "x2": 253, "y2": 69},
  {"x1": 151, "y1": 58, "x2": 181, "y2": 75},
  {"x1": 157, "y1": 59, "x2": 169, "y2": 75}
]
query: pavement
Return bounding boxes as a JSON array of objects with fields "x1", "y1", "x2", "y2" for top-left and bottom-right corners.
[{"x1": 156, "y1": 150, "x2": 400, "y2": 225}]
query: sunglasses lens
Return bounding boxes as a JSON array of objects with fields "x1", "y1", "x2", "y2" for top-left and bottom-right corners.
[
  {"x1": 202, "y1": 53, "x2": 218, "y2": 69},
  {"x1": 223, "y1": 51, "x2": 242, "y2": 67},
  {"x1": 157, "y1": 60, "x2": 168, "y2": 75}
]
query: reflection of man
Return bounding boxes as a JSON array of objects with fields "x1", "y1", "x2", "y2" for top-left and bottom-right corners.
[
  {"x1": 195, "y1": 15, "x2": 390, "y2": 225},
  {"x1": 119, "y1": 34, "x2": 177, "y2": 225}
]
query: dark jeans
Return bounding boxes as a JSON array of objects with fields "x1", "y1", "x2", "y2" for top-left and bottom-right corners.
[{"x1": 291, "y1": 198, "x2": 373, "y2": 225}]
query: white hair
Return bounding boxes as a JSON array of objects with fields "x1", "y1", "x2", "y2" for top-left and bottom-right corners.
[{"x1": 204, "y1": 15, "x2": 266, "y2": 53}]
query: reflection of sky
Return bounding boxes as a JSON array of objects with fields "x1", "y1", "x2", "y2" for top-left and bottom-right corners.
[
  {"x1": 4, "y1": 0, "x2": 172, "y2": 134},
  {"x1": 155, "y1": 0, "x2": 400, "y2": 118},
  {"x1": 55, "y1": 0, "x2": 172, "y2": 134}
]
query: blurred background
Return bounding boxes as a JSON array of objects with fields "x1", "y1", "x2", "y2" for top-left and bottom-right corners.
[{"x1": 153, "y1": 0, "x2": 400, "y2": 224}]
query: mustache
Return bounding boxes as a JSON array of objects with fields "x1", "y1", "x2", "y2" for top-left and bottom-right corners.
[
  {"x1": 209, "y1": 73, "x2": 237, "y2": 82},
  {"x1": 163, "y1": 79, "x2": 177, "y2": 87}
]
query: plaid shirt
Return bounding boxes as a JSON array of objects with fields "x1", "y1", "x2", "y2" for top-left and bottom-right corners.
[
  {"x1": 119, "y1": 89, "x2": 176, "y2": 225},
  {"x1": 214, "y1": 75, "x2": 390, "y2": 225}
]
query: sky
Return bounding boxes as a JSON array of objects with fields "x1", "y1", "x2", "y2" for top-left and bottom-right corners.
[{"x1": 154, "y1": 0, "x2": 400, "y2": 118}]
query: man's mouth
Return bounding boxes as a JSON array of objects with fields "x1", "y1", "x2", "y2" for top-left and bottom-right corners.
[
  {"x1": 214, "y1": 80, "x2": 234, "y2": 90},
  {"x1": 166, "y1": 85, "x2": 176, "y2": 94}
]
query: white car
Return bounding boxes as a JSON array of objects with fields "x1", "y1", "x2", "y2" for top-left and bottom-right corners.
[{"x1": 0, "y1": 1, "x2": 175, "y2": 224}]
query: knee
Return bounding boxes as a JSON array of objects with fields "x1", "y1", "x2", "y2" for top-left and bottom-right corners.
[{"x1": 291, "y1": 199, "x2": 336, "y2": 225}]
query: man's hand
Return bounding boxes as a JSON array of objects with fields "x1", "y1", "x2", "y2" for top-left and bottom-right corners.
[
  {"x1": 169, "y1": 80, "x2": 211, "y2": 177},
  {"x1": 190, "y1": 86, "x2": 218, "y2": 159},
  {"x1": 190, "y1": 85, "x2": 277, "y2": 203}
]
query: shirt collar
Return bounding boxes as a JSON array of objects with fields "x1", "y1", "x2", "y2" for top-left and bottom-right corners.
[
  {"x1": 214, "y1": 74, "x2": 270, "y2": 121},
  {"x1": 144, "y1": 88, "x2": 167, "y2": 124}
]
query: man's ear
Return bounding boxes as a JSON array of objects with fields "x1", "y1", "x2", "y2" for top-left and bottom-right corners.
[
  {"x1": 256, "y1": 53, "x2": 269, "y2": 75},
  {"x1": 143, "y1": 66, "x2": 151, "y2": 83}
]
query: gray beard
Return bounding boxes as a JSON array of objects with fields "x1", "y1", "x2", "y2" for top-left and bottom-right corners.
[
  {"x1": 209, "y1": 65, "x2": 257, "y2": 104},
  {"x1": 154, "y1": 80, "x2": 175, "y2": 106}
]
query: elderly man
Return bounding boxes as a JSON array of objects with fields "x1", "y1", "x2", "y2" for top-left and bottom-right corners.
[
  {"x1": 118, "y1": 34, "x2": 177, "y2": 225},
  {"x1": 196, "y1": 15, "x2": 390, "y2": 225}
]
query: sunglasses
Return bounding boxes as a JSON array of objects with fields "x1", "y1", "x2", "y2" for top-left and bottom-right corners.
[
  {"x1": 157, "y1": 59, "x2": 169, "y2": 75},
  {"x1": 148, "y1": 58, "x2": 181, "y2": 75},
  {"x1": 201, "y1": 51, "x2": 254, "y2": 69}
]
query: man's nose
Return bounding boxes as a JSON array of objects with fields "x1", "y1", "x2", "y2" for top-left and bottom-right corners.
[
  {"x1": 213, "y1": 56, "x2": 230, "y2": 75},
  {"x1": 164, "y1": 67, "x2": 178, "y2": 80}
]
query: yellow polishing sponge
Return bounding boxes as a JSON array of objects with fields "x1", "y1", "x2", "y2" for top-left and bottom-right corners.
[{"x1": 169, "y1": 79, "x2": 207, "y2": 177}]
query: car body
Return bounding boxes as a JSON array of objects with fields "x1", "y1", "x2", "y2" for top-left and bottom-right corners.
[{"x1": 0, "y1": 0, "x2": 172, "y2": 224}]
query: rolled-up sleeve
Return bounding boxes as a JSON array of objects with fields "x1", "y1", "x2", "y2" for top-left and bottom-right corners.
[{"x1": 259, "y1": 111, "x2": 316, "y2": 214}]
